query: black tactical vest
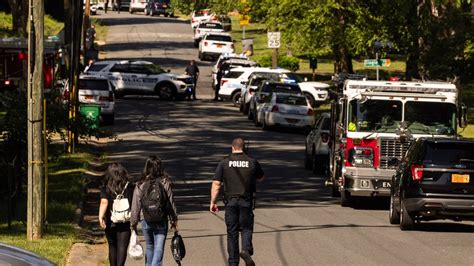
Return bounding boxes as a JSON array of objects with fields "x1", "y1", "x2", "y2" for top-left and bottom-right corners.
[{"x1": 222, "y1": 153, "x2": 256, "y2": 197}]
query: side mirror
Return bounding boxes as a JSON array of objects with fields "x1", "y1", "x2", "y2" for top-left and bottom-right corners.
[{"x1": 459, "y1": 103, "x2": 468, "y2": 128}]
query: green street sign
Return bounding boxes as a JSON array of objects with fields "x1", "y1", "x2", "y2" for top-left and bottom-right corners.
[{"x1": 364, "y1": 59, "x2": 391, "y2": 67}]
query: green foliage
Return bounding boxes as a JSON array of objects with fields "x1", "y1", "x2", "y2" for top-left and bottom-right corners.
[
  {"x1": 254, "y1": 54, "x2": 300, "y2": 72},
  {"x1": 0, "y1": 12, "x2": 63, "y2": 37}
]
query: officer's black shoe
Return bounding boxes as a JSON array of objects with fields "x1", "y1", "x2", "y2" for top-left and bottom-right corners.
[{"x1": 239, "y1": 251, "x2": 255, "y2": 266}]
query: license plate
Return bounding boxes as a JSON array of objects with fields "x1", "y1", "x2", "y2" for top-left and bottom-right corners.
[
  {"x1": 452, "y1": 174, "x2": 470, "y2": 183},
  {"x1": 286, "y1": 118, "x2": 298, "y2": 124},
  {"x1": 216, "y1": 44, "x2": 222, "y2": 48},
  {"x1": 85, "y1": 95, "x2": 93, "y2": 100}
]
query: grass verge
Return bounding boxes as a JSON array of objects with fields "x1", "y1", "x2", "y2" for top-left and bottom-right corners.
[
  {"x1": 0, "y1": 143, "x2": 97, "y2": 265},
  {"x1": 91, "y1": 18, "x2": 108, "y2": 44}
]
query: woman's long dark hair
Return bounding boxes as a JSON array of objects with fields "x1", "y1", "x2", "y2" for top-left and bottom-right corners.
[
  {"x1": 104, "y1": 163, "x2": 129, "y2": 194},
  {"x1": 141, "y1": 155, "x2": 168, "y2": 183}
]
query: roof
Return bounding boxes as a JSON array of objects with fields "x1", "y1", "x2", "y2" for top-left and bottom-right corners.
[
  {"x1": 223, "y1": 59, "x2": 257, "y2": 66},
  {"x1": 345, "y1": 80, "x2": 457, "y2": 91},
  {"x1": 229, "y1": 67, "x2": 291, "y2": 73}
]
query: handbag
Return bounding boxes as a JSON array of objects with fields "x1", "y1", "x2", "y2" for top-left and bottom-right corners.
[
  {"x1": 170, "y1": 230, "x2": 186, "y2": 265},
  {"x1": 128, "y1": 230, "x2": 144, "y2": 260}
]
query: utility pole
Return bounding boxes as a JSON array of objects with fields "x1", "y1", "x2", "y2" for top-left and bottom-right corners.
[{"x1": 27, "y1": 0, "x2": 45, "y2": 241}]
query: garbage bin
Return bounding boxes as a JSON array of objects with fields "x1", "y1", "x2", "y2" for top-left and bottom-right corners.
[{"x1": 79, "y1": 104, "x2": 101, "y2": 130}]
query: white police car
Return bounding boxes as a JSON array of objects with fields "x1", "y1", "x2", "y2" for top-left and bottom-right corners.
[
  {"x1": 198, "y1": 32, "x2": 234, "y2": 61},
  {"x1": 85, "y1": 60, "x2": 194, "y2": 100}
]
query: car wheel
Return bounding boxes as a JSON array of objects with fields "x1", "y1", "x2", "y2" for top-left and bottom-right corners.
[
  {"x1": 340, "y1": 189, "x2": 352, "y2": 207},
  {"x1": 169, "y1": 13, "x2": 174, "y2": 18},
  {"x1": 157, "y1": 83, "x2": 176, "y2": 100},
  {"x1": 389, "y1": 193, "x2": 400, "y2": 225},
  {"x1": 231, "y1": 91, "x2": 241, "y2": 106},
  {"x1": 400, "y1": 197, "x2": 415, "y2": 230},
  {"x1": 253, "y1": 112, "x2": 261, "y2": 127},
  {"x1": 304, "y1": 92, "x2": 316, "y2": 108},
  {"x1": 243, "y1": 102, "x2": 249, "y2": 115},
  {"x1": 304, "y1": 145, "x2": 312, "y2": 170}
]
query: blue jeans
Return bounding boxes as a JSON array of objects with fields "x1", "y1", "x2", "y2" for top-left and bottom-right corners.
[
  {"x1": 141, "y1": 220, "x2": 168, "y2": 266},
  {"x1": 225, "y1": 197, "x2": 254, "y2": 266}
]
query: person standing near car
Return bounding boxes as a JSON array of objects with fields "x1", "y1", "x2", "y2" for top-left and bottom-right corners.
[
  {"x1": 99, "y1": 163, "x2": 134, "y2": 266},
  {"x1": 131, "y1": 155, "x2": 178, "y2": 266},
  {"x1": 185, "y1": 60, "x2": 199, "y2": 100},
  {"x1": 105, "y1": 0, "x2": 109, "y2": 13},
  {"x1": 210, "y1": 138, "x2": 265, "y2": 266},
  {"x1": 214, "y1": 67, "x2": 223, "y2": 101}
]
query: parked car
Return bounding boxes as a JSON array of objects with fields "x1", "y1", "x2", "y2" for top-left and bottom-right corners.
[
  {"x1": 305, "y1": 112, "x2": 331, "y2": 174},
  {"x1": 198, "y1": 33, "x2": 234, "y2": 61},
  {"x1": 84, "y1": 60, "x2": 194, "y2": 100},
  {"x1": 219, "y1": 67, "x2": 295, "y2": 107},
  {"x1": 213, "y1": 58, "x2": 257, "y2": 95},
  {"x1": 78, "y1": 76, "x2": 115, "y2": 125},
  {"x1": 214, "y1": 14, "x2": 232, "y2": 31},
  {"x1": 255, "y1": 92, "x2": 314, "y2": 131},
  {"x1": 129, "y1": 0, "x2": 147, "y2": 13},
  {"x1": 193, "y1": 21, "x2": 224, "y2": 47},
  {"x1": 145, "y1": 0, "x2": 173, "y2": 16},
  {"x1": 212, "y1": 53, "x2": 250, "y2": 88},
  {"x1": 250, "y1": 80, "x2": 302, "y2": 126},
  {"x1": 298, "y1": 81, "x2": 330, "y2": 107},
  {"x1": 0, "y1": 243, "x2": 54, "y2": 266},
  {"x1": 390, "y1": 138, "x2": 474, "y2": 230},
  {"x1": 113, "y1": 0, "x2": 131, "y2": 11},
  {"x1": 191, "y1": 9, "x2": 214, "y2": 29}
]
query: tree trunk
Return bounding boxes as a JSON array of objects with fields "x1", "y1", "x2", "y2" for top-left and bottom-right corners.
[{"x1": 7, "y1": 0, "x2": 28, "y2": 37}]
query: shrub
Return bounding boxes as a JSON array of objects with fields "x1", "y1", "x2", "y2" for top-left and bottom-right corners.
[{"x1": 253, "y1": 54, "x2": 300, "y2": 72}]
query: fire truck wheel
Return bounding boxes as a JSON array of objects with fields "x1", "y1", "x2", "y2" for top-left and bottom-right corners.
[{"x1": 340, "y1": 190, "x2": 352, "y2": 207}]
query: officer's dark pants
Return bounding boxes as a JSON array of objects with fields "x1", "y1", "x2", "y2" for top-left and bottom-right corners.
[{"x1": 225, "y1": 197, "x2": 254, "y2": 266}]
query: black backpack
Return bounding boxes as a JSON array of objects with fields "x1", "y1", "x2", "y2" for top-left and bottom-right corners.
[{"x1": 141, "y1": 179, "x2": 167, "y2": 223}]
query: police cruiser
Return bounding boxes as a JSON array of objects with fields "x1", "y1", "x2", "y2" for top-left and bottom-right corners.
[{"x1": 85, "y1": 60, "x2": 194, "y2": 100}]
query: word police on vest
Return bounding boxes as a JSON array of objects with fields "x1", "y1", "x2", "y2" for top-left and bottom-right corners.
[{"x1": 229, "y1": 161, "x2": 249, "y2": 168}]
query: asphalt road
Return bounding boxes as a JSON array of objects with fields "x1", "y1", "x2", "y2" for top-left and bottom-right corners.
[{"x1": 97, "y1": 11, "x2": 474, "y2": 266}]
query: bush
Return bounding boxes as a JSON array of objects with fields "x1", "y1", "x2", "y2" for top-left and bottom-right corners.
[{"x1": 253, "y1": 54, "x2": 300, "y2": 72}]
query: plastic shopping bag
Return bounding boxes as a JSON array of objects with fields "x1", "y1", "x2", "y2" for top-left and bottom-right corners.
[{"x1": 128, "y1": 230, "x2": 144, "y2": 260}]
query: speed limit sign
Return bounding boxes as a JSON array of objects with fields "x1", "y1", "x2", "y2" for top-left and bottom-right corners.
[{"x1": 267, "y1": 32, "x2": 281, "y2": 48}]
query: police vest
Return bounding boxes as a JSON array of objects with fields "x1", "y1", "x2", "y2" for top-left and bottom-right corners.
[{"x1": 222, "y1": 153, "x2": 256, "y2": 197}]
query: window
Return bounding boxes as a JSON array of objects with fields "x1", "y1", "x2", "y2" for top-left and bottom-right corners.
[
  {"x1": 224, "y1": 71, "x2": 244, "y2": 79},
  {"x1": 321, "y1": 117, "x2": 331, "y2": 130},
  {"x1": 88, "y1": 64, "x2": 107, "y2": 72},
  {"x1": 423, "y1": 142, "x2": 474, "y2": 165},
  {"x1": 348, "y1": 99, "x2": 402, "y2": 132},
  {"x1": 206, "y1": 35, "x2": 232, "y2": 42},
  {"x1": 79, "y1": 79, "x2": 109, "y2": 91},
  {"x1": 199, "y1": 23, "x2": 223, "y2": 30},
  {"x1": 262, "y1": 84, "x2": 301, "y2": 94},
  {"x1": 276, "y1": 95, "x2": 307, "y2": 106},
  {"x1": 110, "y1": 64, "x2": 129, "y2": 73},
  {"x1": 405, "y1": 102, "x2": 456, "y2": 135}
]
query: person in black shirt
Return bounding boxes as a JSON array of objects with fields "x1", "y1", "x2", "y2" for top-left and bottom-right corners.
[
  {"x1": 99, "y1": 163, "x2": 134, "y2": 266},
  {"x1": 185, "y1": 60, "x2": 200, "y2": 100},
  {"x1": 210, "y1": 138, "x2": 265, "y2": 266}
]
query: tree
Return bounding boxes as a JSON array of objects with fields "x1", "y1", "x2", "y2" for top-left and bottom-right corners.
[{"x1": 7, "y1": 0, "x2": 28, "y2": 37}]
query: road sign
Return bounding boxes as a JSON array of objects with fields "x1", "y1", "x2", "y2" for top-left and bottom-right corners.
[
  {"x1": 364, "y1": 59, "x2": 391, "y2": 67},
  {"x1": 267, "y1": 32, "x2": 281, "y2": 48},
  {"x1": 240, "y1": 15, "x2": 250, "y2": 26}
]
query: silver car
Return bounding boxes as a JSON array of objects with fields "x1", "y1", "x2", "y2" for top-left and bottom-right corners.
[{"x1": 304, "y1": 112, "x2": 330, "y2": 174}]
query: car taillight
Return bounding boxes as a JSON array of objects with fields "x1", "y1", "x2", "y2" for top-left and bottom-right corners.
[
  {"x1": 411, "y1": 165, "x2": 424, "y2": 181},
  {"x1": 307, "y1": 108, "x2": 314, "y2": 116},
  {"x1": 4, "y1": 80, "x2": 11, "y2": 86},
  {"x1": 271, "y1": 105, "x2": 279, "y2": 112},
  {"x1": 221, "y1": 79, "x2": 228, "y2": 86},
  {"x1": 204, "y1": 41, "x2": 208, "y2": 46},
  {"x1": 321, "y1": 133, "x2": 329, "y2": 143}
]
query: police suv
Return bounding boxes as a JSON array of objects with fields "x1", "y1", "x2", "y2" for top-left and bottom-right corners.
[{"x1": 85, "y1": 60, "x2": 194, "y2": 100}]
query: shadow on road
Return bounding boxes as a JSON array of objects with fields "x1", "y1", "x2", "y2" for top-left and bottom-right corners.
[{"x1": 99, "y1": 15, "x2": 189, "y2": 27}]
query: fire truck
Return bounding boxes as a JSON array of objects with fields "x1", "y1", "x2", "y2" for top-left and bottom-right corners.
[{"x1": 327, "y1": 75, "x2": 468, "y2": 206}]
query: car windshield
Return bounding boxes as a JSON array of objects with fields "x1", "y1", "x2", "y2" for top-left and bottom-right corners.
[
  {"x1": 195, "y1": 10, "x2": 210, "y2": 17},
  {"x1": 199, "y1": 23, "x2": 223, "y2": 29},
  {"x1": 405, "y1": 102, "x2": 456, "y2": 135},
  {"x1": 348, "y1": 99, "x2": 402, "y2": 133},
  {"x1": 276, "y1": 95, "x2": 307, "y2": 106},
  {"x1": 423, "y1": 142, "x2": 474, "y2": 165},
  {"x1": 206, "y1": 35, "x2": 232, "y2": 42},
  {"x1": 79, "y1": 79, "x2": 109, "y2": 91}
]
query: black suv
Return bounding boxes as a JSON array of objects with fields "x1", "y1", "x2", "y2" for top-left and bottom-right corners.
[{"x1": 389, "y1": 138, "x2": 474, "y2": 230}]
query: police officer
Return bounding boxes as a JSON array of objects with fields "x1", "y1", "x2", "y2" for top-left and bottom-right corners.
[
  {"x1": 185, "y1": 60, "x2": 200, "y2": 100},
  {"x1": 210, "y1": 138, "x2": 265, "y2": 266}
]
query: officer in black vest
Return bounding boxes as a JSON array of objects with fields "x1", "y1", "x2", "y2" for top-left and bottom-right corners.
[{"x1": 210, "y1": 138, "x2": 265, "y2": 266}]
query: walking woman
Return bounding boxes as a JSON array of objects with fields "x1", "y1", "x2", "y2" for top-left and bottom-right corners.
[
  {"x1": 131, "y1": 156, "x2": 178, "y2": 266},
  {"x1": 99, "y1": 163, "x2": 134, "y2": 266}
]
